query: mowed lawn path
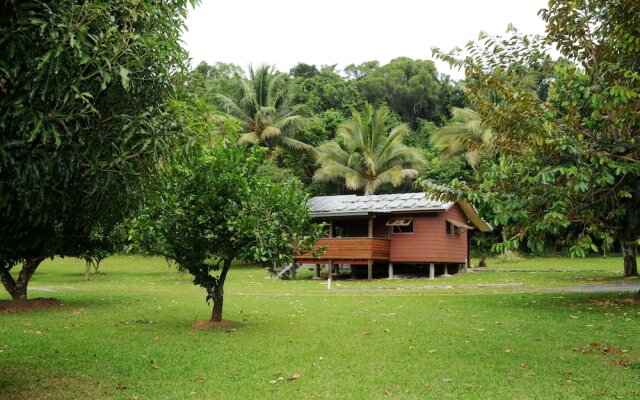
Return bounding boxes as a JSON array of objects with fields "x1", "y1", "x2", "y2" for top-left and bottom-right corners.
[{"x1": 1, "y1": 256, "x2": 639, "y2": 399}]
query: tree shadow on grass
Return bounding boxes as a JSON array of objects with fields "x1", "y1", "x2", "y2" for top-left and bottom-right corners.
[{"x1": 0, "y1": 368, "x2": 106, "y2": 400}]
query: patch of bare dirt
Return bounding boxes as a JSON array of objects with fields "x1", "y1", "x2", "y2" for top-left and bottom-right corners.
[
  {"x1": 590, "y1": 297, "x2": 640, "y2": 307},
  {"x1": 0, "y1": 298, "x2": 61, "y2": 313},
  {"x1": 192, "y1": 320, "x2": 237, "y2": 329}
]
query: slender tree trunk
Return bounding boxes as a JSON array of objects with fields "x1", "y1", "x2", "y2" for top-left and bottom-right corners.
[
  {"x1": 621, "y1": 241, "x2": 638, "y2": 277},
  {"x1": 210, "y1": 258, "x2": 233, "y2": 322},
  {"x1": 0, "y1": 257, "x2": 45, "y2": 300},
  {"x1": 165, "y1": 257, "x2": 173, "y2": 274},
  {"x1": 85, "y1": 260, "x2": 92, "y2": 281},
  {"x1": 93, "y1": 260, "x2": 101, "y2": 275}
]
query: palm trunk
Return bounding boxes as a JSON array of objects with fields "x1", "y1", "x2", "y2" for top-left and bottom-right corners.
[
  {"x1": 0, "y1": 257, "x2": 45, "y2": 300},
  {"x1": 621, "y1": 241, "x2": 638, "y2": 277},
  {"x1": 210, "y1": 258, "x2": 233, "y2": 322}
]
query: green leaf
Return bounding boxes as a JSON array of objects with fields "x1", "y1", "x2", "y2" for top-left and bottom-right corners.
[{"x1": 119, "y1": 66, "x2": 130, "y2": 90}]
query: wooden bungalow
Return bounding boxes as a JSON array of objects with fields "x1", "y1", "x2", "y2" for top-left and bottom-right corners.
[{"x1": 294, "y1": 192, "x2": 492, "y2": 280}]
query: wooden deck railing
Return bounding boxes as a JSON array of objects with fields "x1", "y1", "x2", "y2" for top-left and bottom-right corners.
[{"x1": 295, "y1": 237, "x2": 390, "y2": 262}]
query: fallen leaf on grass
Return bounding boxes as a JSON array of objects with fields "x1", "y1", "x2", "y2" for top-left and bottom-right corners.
[
  {"x1": 520, "y1": 363, "x2": 529, "y2": 369},
  {"x1": 116, "y1": 384, "x2": 127, "y2": 391},
  {"x1": 194, "y1": 377, "x2": 206, "y2": 382},
  {"x1": 611, "y1": 359, "x2": 634, "y2": 368},
  {"x1": 385, "y1": 388, "x2": 393, "y2": 396},
  {"x1": 591, "y1": 388, "x2": 608, "y2": 397},
  {"x1": 569, "y1": 316, "x2": 579, "y2": 319},
  {"x1": 150, "y1": 360, "x2": 160, "y2": 369},
  {"x1": 428, "y1": 350, "x2": 437, "y2": 353},
  {"x1": 288, "y1": 372, "x2": 301, "y2": 381}
]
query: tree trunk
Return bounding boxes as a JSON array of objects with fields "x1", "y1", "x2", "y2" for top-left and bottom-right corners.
[
  {"x1": 0, "y1": 257, "x2": 45, "y2": 300},
  {"x1": 165, "y1": 257, "x2": 173, "y2": 274},
  {"x1": 621, "y1": 241, "x2": 638, "y2": 277},
  {"x1": 93, "y1": 260, "x2": 100, "y2": 275},
  {"x1": 210, "y1": 258, "x2": 233, "y2": 322},
  {"x1": 85, "y1": 260, "x2": 91, "y2": 281}
]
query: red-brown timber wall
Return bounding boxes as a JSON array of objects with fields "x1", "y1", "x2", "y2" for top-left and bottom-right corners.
[{"x1": 389, "y1": 204, "x2": 468, "y2": 263}]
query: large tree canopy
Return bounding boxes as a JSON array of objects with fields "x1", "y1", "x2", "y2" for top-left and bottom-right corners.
[
  {"x1": 350, "y1": 57, "x2": 465, "y2": 127},
  {"x1": 0, "y1": 0, "x2": 196, "y2": 299},
  {"x1": 427, "y1": 0, "x2": 640, "y2": 276}
]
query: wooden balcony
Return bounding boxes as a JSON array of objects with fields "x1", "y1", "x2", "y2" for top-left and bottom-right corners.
[{"x1": 295, "y1": 237, "x2": 390, "y2": 264}]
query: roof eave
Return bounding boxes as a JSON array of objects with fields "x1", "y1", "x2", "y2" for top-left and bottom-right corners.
[{"x1": 458, "y1": 200, "x2": 493, "y2": 232}]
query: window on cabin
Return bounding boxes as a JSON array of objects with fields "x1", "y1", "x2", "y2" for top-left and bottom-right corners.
[
  {"x1": 386, "y1": 218, "x2": 414, "y2": 234},
  {"x1": 446, "y1": 221, "x2": 460, "y2": 237}
]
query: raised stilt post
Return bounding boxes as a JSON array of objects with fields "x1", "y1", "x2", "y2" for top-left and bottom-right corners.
[
  {"x1": 442, "y1": 264, "x2": 451, "y2": 278},
  {"x1": 367, "y1": 260, "x2": 373, "y2": 281},
  {"x1": 388, "y1": 262, "x2": 394, "y2": 279},
  {"x1": 327, "y1": 260, "x2": 334, "y2": 290},
  {"x1": 429, "y1": 263, "x2": 435, "y2": 279},
  {"x1": 314, "y1": 264, "x2": 321, "y2": 279}
]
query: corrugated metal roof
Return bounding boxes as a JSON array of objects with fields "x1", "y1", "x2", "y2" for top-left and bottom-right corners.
[{"x1": 307, "y1": 193, "x2": 453, "y2": 217}]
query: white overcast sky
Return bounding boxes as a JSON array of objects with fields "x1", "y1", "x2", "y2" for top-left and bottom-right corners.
[{"x1": 182, "y1": 0, "x2": 549, "y2": 79}]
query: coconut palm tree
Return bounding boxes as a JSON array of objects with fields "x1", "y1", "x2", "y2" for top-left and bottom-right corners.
[
  {"x1": 313, "y1": 105, "x2": 426, "y2": 195},
  {"x1": 215, "y1": 65, "x2": 314, "y2": 153},
  {"x1": 429, "y1": 107, "x2": 495, "y2": 169}
]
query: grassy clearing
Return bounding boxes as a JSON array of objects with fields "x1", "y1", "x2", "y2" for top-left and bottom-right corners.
[
  {"x1": 485, "y1": 256, "x2": 625, "y2": 271},
  {"x1": 1, "y1": 256, "x2": 639, "y2": 399}
]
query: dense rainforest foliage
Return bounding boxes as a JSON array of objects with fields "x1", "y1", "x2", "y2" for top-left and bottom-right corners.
[{"x1": 188, "y1": 58, "x2": 471, "y2": 197}]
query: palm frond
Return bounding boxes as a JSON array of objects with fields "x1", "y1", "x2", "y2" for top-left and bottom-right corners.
[{"x1": 313, "y1": 104, "x2": 425, "y2": 195}]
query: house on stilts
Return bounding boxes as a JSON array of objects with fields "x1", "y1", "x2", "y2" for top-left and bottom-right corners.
[{"x1": 293, "y1": 192, "x2": 492, "y2": 280}]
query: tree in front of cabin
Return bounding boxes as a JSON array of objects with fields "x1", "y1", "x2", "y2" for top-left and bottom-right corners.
[
  {"x1": 428, "y1": 0, "x2": 640, "y2": 276},
  {"x1": 314, "y1": 104, "x2": 426, "y2": 195},
  {"x1": 135, "y1": 144, "x2": 323, "y2": 322},
  {"x1": 0, "y1": 0, "x2": 195, "y2": 300}
]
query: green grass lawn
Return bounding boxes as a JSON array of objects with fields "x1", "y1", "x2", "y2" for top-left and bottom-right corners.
[{"x1": 1, "y1": 256, "x2": 639, "y2": 399}]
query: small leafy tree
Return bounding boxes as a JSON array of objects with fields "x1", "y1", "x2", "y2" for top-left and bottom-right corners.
[
  {"x1": 77, "y1": 225, "x2": 119, "y2": 280},
  {"x1": 136, "y1": 144, "x2": 323, "y2": 322}
]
